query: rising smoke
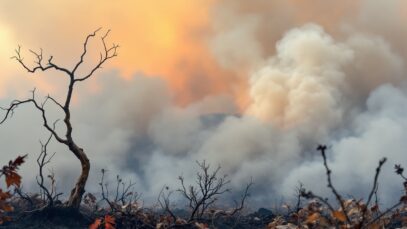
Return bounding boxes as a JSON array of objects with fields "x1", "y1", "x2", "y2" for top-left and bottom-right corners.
[{"x1": 0, "y1": 0, "x2": 407, "y2": 207}]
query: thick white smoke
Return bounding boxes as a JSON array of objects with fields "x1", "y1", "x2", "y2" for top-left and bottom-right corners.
[{"x1": 1, "y1": 0, "x2": 407, "y2": 208}]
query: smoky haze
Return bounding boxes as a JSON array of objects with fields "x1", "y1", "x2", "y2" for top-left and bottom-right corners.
[{"x1": 0, "y1": 0, "x2": 407, "y2": 208}]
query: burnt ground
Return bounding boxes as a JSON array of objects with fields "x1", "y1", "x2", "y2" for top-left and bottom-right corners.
[
  {"x1": 0, "y1": 206, "x2": 91, "y2": 229},
  {"x1": 0, "y1": 205, "x2": 405, "y2": 228},
  {"x1": 0, "y1": 207, "x2": 276, "y2": 229}
]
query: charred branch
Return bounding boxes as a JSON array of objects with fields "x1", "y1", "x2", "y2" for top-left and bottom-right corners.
[
  {"x1": 359, "y1": 157, "x2": 387, "y2": 228},
  {"x1": 317, "y1": 145, "x2": 351, "y2": 224}
]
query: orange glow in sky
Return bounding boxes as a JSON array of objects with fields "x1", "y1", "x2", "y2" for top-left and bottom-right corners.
[{"x1": 0, "y1": 0, "x2": 241, "y2": 106}]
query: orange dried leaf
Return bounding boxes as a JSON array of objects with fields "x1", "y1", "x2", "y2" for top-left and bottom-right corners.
[
  {"x1": 1, "y1": 204, "x2": 13, "y2": 212},
  {"x1": 89, "y1": 218, "x2": 102, "y2": 229},
  {"x1": 370, "y1": 223, "x2": 382, "y2": 229},
  {"x1": 332, "y1": 210, "x2": 346, "y2": 222},
  {"x1": 305, "y1": 212, "x2": 320, "y2": 224},
  {"x1": 0, "y1": 190, "x2": 11, "y2": 200},
  {"x1": 5, "y1": 171, "x2": 21, "y2": 188},
  {"x1": 105, "y1": 223, "x2": 116, "y2": 229},
  {"x1": 104, "y1": 215, "x2": 115, "y2": 229}
]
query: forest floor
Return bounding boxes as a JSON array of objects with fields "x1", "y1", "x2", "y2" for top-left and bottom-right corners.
[
  {"x1": 0, "y1": 202, "x2": 406, "y2": 229},
  {"x1": 1, "y1": 147, "x2": 407, "y2": 228}
]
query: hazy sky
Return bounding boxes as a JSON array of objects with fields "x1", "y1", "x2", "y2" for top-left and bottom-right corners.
[{"x1": 1, "y1": 0, "x2": 407, "y2": 207}]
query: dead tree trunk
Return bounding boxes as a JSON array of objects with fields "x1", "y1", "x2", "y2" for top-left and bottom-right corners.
[
  {"x1": 66, "y1": 143, "x2": 90, "y2": 208},
  {"x1": 1, "y1": 28, "x2": 118, "y2": 209}
]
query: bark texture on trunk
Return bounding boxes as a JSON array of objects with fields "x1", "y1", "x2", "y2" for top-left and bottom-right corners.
[{"x1": 66, "y1": 144, "x2": 90, "y2": 209}]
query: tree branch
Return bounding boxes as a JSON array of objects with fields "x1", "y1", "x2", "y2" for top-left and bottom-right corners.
[
  {"x1": 359, "y1": 157, "x2": 387, "y2": 227},
  {"x1": 317, "y1": 145, "x2": 351, "y2": 224},
  {"x1": 11, "y1": 46, "x2": 71, "y2": 76},
  {"x1": 0, "y1": 89, "x2": 67, "y2": 144},
  {"x1": 74, "y1": 29, "x2": 118, "y2": 82},
  {"x1": 72, "y1": 27, "x2": 102, "y2": 74}
]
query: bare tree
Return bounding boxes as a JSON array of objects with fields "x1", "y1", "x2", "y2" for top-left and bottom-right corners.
[
  {"x1": 178, "y1": 160, "x2": 231, "y2": 222},
  {"x1": 0, "y1": 28, "x2": 118, "y2": 209},
  {"x1": 158, "y1": 162, "x2": 252, "y2": 228}
]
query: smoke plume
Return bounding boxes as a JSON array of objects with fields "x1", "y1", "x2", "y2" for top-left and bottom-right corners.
[{"x1": 1, "y1": 0, "x2": 407, "y2": 207}]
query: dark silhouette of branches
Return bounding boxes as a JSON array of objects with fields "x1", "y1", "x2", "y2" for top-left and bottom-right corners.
[
  {"x1": 98, "y1": 169, "x2": 139, "y2": 214},
  {"x1": 99, "y1": 169, "x2": 114, "y2": 211},
  {"x1": 158, "y1": 186, "x2": 177, "y2": 224},
  {"x1": 317, "y1": 145, "x2": 351, "y2": 224},
  {"x1": 300, "y1": 189, "x2": 336, "y2": 215},
  {"x1": 395, "y1": 164, "x2": 407, "y2": 181},
  {"x1": 178, "y1": 160, "x2": 231, "y2": 222},
  {"x1": 229, "y1": 179, "x2": 253, "y2": 216},
  {"x1": 360, "y1": 164, "x2": 407, "y2": 227},
  {"x1": 36, "y1": 133, "x2": 62, "y2": 207},
  {"x1": 295, "y1": 182, "x2": 304, "y2": 213},
  {"x1": 359, "y1": 157, "x2": 387, "y2": 227},
  {"x1": 209, "y1": 180, "x2": 253, "y2": 229},
  {"x1": 14, "y1": 187, "x2": 34, "y2": 208},
  {"x1": 0, "y1": 89, "x2": 66, "y2": 144},
  {"x1": 157, "y1": 164, "x2": 252, "y2": 228},
  {"x1": 74, "y1": 29, "x2": 118, "y2": 82},
  {"x1": 1, "y1": 28, "x2": 118, "y2": 209},
  {"x1": 299, "y1": 145, "x2": 402, "y2": 228}
]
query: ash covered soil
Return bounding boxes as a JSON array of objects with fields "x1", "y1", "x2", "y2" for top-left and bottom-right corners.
[{"x1": 0, "y1": 206, "x2": 406, "y2": 229}]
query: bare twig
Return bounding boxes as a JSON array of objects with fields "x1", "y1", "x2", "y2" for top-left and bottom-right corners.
[
  {"x1": 99, "y1": 169, "x2": 115, "y2": 211},
  {"x1": 317, "y1": 145, "x2": 351, "y2": 224},
  {"x1": 295, "y1": 182, "x2": 304, "y2": 213},
  {"x1": 359, "y1": 157, "x2": 387, "y2": 228},
  {"x1": 230, "y1": 179, "x2": 253, "y2": 216},
  {"x1": 74, "y1": 29, "x2": 119, "y2": 82},
  {"x1": 158, "y1": 186, "x2": 177, "y2": 224},
  {"x1": 14, "y1": 187, "x2": 34, "y2": 208},
  {"x1": 0, "y1": 89, "x2": 67, "y2": 145},
  {"x1": 362, "y1": 201, "x2": 402, "y2": 228},
  {"x1": 300, "y1": 189, "x2": 336, "y2": 215},
  {"x1": 98, "y1": 169, "x2": 139, "y2": 214},
  {"x1": 36, "y1": 133, "x2": 56, "y2": 206},
  {"x1": 395, "y1": 164, "x2": 407, "y2": 181}
]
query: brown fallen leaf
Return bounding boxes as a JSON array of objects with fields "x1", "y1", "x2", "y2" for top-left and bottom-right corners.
[{"x1": 332, "y1": 210, "x2": 346, "y2": 222}]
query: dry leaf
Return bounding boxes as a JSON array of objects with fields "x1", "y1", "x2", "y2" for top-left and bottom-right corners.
[
  {"x1": 1, "y1": 204, "x2": 13, "y2": 212},
  {"x1": 5, "y1": 171, "x2": 21, "y2": 188},
  {"x1": 104, "y1": 215, "x2": 116, "y2": 229},
  {"x1": 0, "y1": 190, "x2": 11, "y2": 200},
  {"x1": 305, "y1": 212, "x2": 320, "y2": 224},
  {"x1": 332, "y1": 210, "x2": 346, "y2": 222},
  {"x1": 89, "y1": 218, "x2": 102, "y2": 229}
]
